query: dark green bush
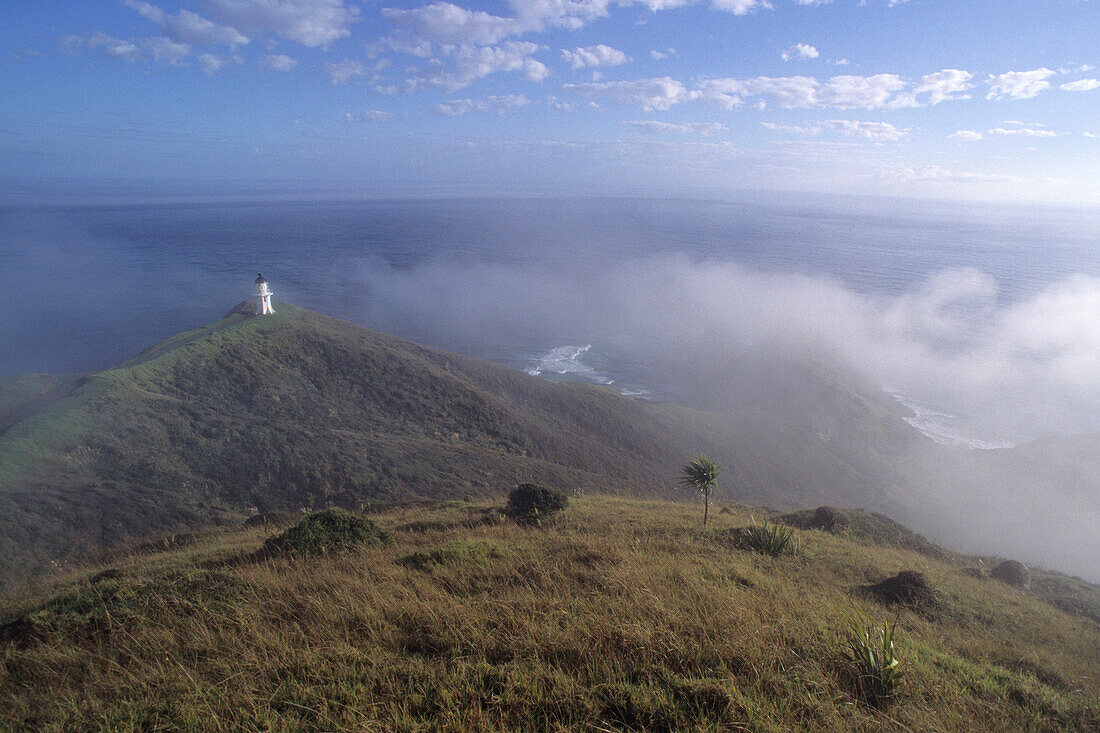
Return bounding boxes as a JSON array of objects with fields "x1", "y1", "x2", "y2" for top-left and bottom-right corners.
[
  {"x1": 504, "y1": 483, "x2": 569, "y2": 525},
  {"x1": 864, "y1": 570, "x2": 936, "y2": 611},
  {"x1": 991, "y1": 560, "x2": 1029, "y2": 588},
  {"x1": 262, "y1": 508, "x2": 390, "y2": 556}
]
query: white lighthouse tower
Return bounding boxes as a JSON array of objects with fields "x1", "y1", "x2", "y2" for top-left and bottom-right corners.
[{"x1": 254, "y1": 273, "x2": 275, "y2": 315}]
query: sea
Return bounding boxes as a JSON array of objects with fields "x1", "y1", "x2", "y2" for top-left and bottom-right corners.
[{"x1": 2, "y1": 192, "x2": 1098, "y2": 447}]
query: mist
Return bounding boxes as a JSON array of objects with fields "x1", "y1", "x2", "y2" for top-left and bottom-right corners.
[
  {"x1": 2, "y1": 195, "x2": 1097, "y2": 579},
  {"x1": 350, "y1": 255, "x2": 1100, "y2": 442},
  {"x1": 346, "y1": 254, "x2": 1100, "y2": 580}
]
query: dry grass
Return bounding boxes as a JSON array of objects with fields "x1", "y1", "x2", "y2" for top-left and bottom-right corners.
[{"x1": 1, "y1": 496, "x2": 1097, "y2": 731}]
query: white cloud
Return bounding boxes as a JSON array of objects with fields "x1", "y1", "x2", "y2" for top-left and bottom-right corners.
[
  {"x1": 561, "y1": 44, "x2": 630, "y2": 69},
  {"x1": 746, "y1": 76, "x2": 819, "y2": 107},
  {"x1": 563, "y1": 76, "x2": 694, "y2": 111},
  {"x1": 816, "y1": 74, "x2": 906, "y2": 108},
  {"x1": 370, "y1": 31, "x2": 435, "y2": 58},
  {"x1": 650, "y1": 48, "x2": 674, "y2": 60},
  {"x1": 197, "y1": 52, "x2": 231, "y2": 74},
  {"x1": 623, "y1": 120, "x2": 727, "y2": 134},
  {"x1": 346, "y1": 110, "x2": 394, "y2": 122},
  {"x1": 379, "y1": 0, "x2": 775, "y2": 51},
  {"x1": 510, "y1": 0, "x2": 614, "y2": 27},
  {"x1": 204, "y1": 0, "x2": 358, "y2": 47},
  {"x1": 988, "y1": 127, "x2": 1058, "y2": 138},
  {"x1": 759, "y1": 121, "x2": 820, "y2": 135},
  {"x1": 986, "y1": 68, "x2": 1055, "y2": 100},
  {"x1": 435, "y1": 94, "x2": 532, "y2": 115},
  {"x1": 825, "y1": 119, "x2": 908, "y2": 141},
  {"x1": 325, "y1": 59, "x2": 366, "y2": 84},
  {"x1": 525, "y1": 58, "x2": 551, "y2": 81},
  {"x1": 381, "y1": 2, "x2": 525, "y2": 46},
  {"x1": 701, "y1": 74, "x2": 906, "y2": 110},
  {"x1": 694, "y1": 78, "x2": 747, "y2": 109},
  {"x1": 897, "y1": 165, "x2": 1028, "y2": 185},
  {"x1": 380, "y1": 0, "x2": 622, "y2": 47},
  {"x1": 950, "y1": 130, "x2": 983, "y2": 141},
  {"x1": 577, "y1": 70, "x2": 963, "y2": 112},
  {"x1": 1061, "y1": 78, "x2": 1100, "y2": 92},
  {"x1": 123, "y1": 1, "x2": 248, "y2": 45},
  {"x1": 713, "y1": 73, "x2": 906, "y2": 109},
  {"x1": 710, "y1": 0, "x2": 772, "y2": 14},
  {"x1": 61, "y1": 31, "x2": 143, "y2": 63},
  {"x1": 411, "y1": 41, "x2": 548, "y2": 91},
  {"x1": 781, "y1": 43, "x2": 818, "y2": 61},
  {"x1": 890, "y1": 69, "x2": 973, "y2": 107},
  {"x1": 759, "y1": 119, "x2": 907, "y2": 141},
  {"x1": 141, "y1": 36, "x2": 192, "y2": 66},
  {"x1": 1057, "y1": 64, "x2": 1095, "y2": 75},
  {"x1": 258, "y1": 53, "x2": 297, "y2": 71}
]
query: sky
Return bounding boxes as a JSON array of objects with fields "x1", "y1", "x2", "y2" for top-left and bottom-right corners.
[{"x1": 1, "y1": 0, "x2": 1098, "y2": 204}]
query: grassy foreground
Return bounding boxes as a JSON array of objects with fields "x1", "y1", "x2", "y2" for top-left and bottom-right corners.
[{"x1": 2, "y1": 497, "x2": 1097, "y2": 731}]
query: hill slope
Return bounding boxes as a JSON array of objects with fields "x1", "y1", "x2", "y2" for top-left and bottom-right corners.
[
  {"x1": 1, "y1": 497, "x2": 1097, "y2": 731},
  {"x1": 0, "y1": 304, "x2": 930, "y2": 589}
]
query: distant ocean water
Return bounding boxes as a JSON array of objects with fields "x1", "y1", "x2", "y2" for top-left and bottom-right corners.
[{"x1": 2, "y1": 194, "x2": 1097, "y2": 443}]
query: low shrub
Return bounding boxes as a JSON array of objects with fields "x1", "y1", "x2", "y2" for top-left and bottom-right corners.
[
  {"x1": 778, "y1": 506, "x2": 946, "y2": 558},
  {"x1": 807, "y1": 505, "x2": 849, "y2": 531},
  {"x1": 262, "y1": 508, "x2": 390, "y2": 556},
  {"x1": 504, "y1": 483, "x2": 569, "y2": 526},
  {"x1": 864, "y1": 570, "x2": 937, "y2": 612},
  {"x1": 991, "y1": 560, "x2": 1029, "y2": 588},
  {"x1": 730, "y1": 522, "x2": 801, "y2": 557},
  {"x1": 842, "y1": 614, "x2": 903, "y2": 706}
]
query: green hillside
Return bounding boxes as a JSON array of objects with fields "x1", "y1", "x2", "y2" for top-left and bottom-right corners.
[
  {"x1": 0, "y1": 304, "x2": 927, "y2": 589},
  {"x1": 2, "y1": 497, "x2": 1096, "y2": 731}
]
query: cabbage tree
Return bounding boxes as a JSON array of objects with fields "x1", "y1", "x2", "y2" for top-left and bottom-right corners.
[{"x1": 680, "y1": 455, "x2": 721, "y2": 527}]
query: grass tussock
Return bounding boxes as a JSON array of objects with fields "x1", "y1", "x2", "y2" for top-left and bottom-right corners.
[
  {"x1": 1, "y1": 496, "x2": 1098, "y2": 732},
  {"x1": 729, "y1": 521, "x2": 802, "y2": 557},
  {"x1": 261, "y1": 508, "x2": 391, "y2": 557}
]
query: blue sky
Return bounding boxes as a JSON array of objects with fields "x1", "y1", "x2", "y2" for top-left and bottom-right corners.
[{"x1": 1, "y1": 0, "x2": 1097, "y2": 204}]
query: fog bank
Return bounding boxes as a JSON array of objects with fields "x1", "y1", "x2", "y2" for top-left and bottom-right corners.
[{"x1": 345, "y1": 255, "x2": 1100, "y2": 580}]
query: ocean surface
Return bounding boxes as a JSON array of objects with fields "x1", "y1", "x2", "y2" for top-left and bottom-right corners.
[{"x1": 2, "y1": 194, "x2": 1098, "y2": 445}]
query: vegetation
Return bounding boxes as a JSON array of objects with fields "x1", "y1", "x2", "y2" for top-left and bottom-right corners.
[
  {"x1": 842, "y1": 615, "x2": 903, "y2": 707},
  {"x1": 730, "y1": 521, "x2": 802, "y2": 557},
  {"x1": 1, "y1": 497, "x2": 1097, "y2": 731},
  {"x1": 0, "y1": 305, "x2": 761, "y2": 589},
  {"x1": 864, "y1": 570, "x2": 937, "y2": 614},
  {"x1": 680, "y1": 454, "x2": 721, "y2": 527},
  {"x1": 0, "y1": 302, "x2": 1019, "y2": 591},
  {"x1": 262, "y1": 508, "x2": 390, "y2": 557},
  {"x1": 242, "y1": 510, "x2": 300, "y2": 528},
  {"x1": 991, "y1": 559, "x2": 1030, "y2": 588},
  {"x1": 779, "y1": 505, "x2": 946, "y2": 559},
  {"x1": 503, "y1": 483, "x2": 569, "y2": 526}
]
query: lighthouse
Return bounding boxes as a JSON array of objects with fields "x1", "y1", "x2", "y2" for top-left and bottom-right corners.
[{"x1": 254, "y1": 273, "x2": 275, "y2": 315}]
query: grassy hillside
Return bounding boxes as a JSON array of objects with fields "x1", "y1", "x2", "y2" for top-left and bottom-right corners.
[
  {"x1": 0, "y1": 304, "x2": 928, "y2": 589},
  {"x1": 2, "y1": 497, "x2": 1096, "y2": 731},
  {"x1": 0, "y1": 374, "x2": 60, "y2": 416}
]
